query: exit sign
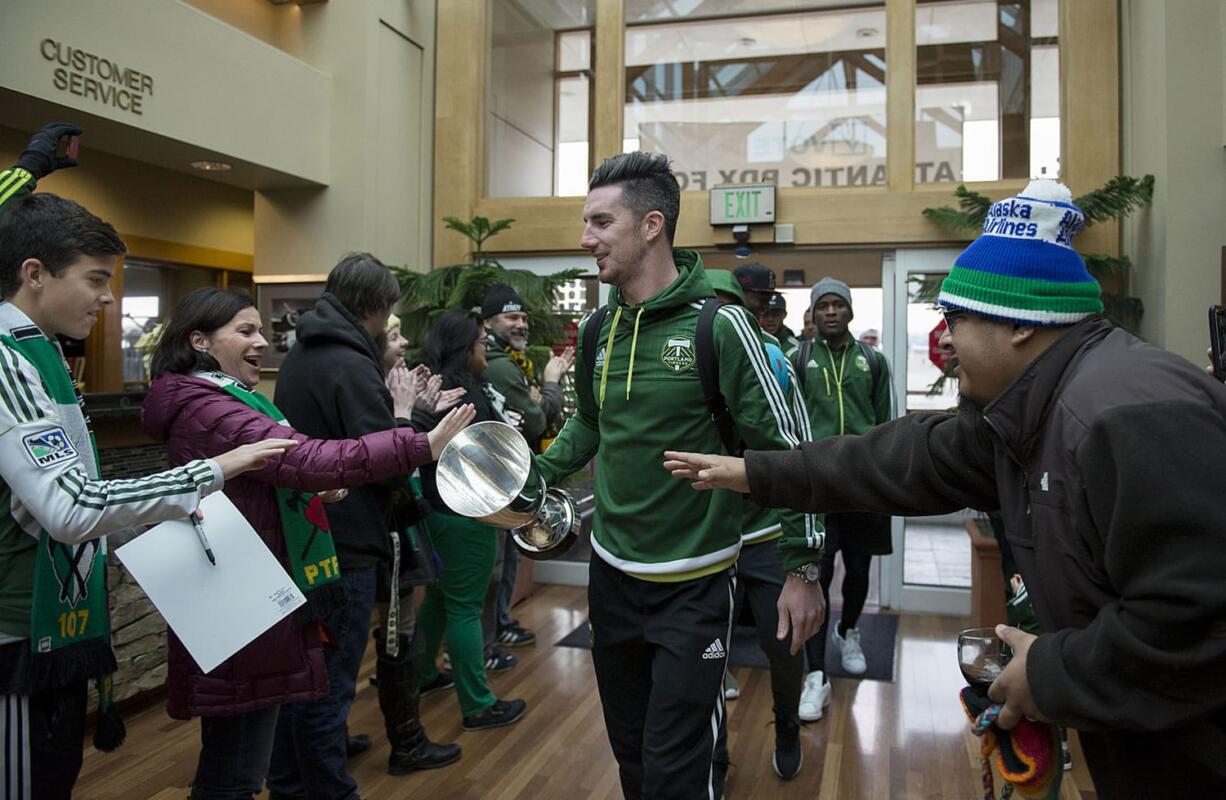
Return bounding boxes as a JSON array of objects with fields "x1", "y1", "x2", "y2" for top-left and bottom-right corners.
[{"x1": 709, "y1": 183, "x2": 776, "y2": 225}]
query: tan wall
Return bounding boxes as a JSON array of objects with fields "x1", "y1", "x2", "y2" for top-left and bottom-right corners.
[
  {"x1": 1122, "y1": 0, "x2": 1226, "y2": 365},
  {"x1": 181, "y1": 0, "x2": 308, "y2": 58},
  {"x1": 255, "y1": 0, "x2": 437, "y2": 277},
  {"x1": 0, "y1": 126, "x2": 253, "y2": 263},
  {"x1": 0, "y1": 0, "x2": 330, "y2": 184}
]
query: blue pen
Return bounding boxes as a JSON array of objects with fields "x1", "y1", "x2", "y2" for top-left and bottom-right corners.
[{"x1": 191, "y1": 515, "x2": 217, "y2": 566}]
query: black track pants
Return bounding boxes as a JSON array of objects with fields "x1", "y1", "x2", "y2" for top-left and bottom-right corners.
[{"x1": 588, "y1": 554, "x2": 734, "y2": 800}]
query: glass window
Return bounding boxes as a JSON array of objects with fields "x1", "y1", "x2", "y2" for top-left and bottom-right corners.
[
  {"x1": 915, "y1": 0, "x2": 1060, "y2": 184},
  {"x1": 486, "y1": 1, "x2": 595, "y2": 197},
  {"x1": 625, "y1": 4, "x2": 887, "y2": 191}
]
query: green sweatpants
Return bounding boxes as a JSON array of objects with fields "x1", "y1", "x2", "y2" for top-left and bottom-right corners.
[{"x1": 416, "y1": 512, "x2": 498, "y2": 718}]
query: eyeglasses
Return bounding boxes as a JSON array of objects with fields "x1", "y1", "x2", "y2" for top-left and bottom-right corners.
[{"x1": 943, "y1": 311, "x2": 967, "y2": 332}]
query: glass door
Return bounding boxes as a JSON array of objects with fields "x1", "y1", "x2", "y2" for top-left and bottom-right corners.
[{"x1": 878, "y1": 249, "x2": 971, "y2": 615}]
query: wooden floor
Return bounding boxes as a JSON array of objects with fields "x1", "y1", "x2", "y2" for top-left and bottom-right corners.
[{"x1": 76, "y1": 585, "x2": 1098, "y2": 799}]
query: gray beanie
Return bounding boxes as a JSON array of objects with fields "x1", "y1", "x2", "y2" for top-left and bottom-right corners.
[{"x1": 810, "y1": 276, "x2": 853, "y2": 314}]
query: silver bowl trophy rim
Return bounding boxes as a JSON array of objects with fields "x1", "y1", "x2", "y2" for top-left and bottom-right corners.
[{"x1": 435, "y1": 420, "x2": 532, "y2": 518}]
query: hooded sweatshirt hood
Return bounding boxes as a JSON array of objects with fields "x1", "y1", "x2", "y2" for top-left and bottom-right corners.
[
  {"x1": 294, "y1": 293, "x2": 384, "y2": 366},
  {"x1": 598, "y1": 249, "x2": 714, "y2": 406}
]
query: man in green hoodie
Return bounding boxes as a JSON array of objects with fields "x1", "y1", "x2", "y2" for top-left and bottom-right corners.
[
  {"x1": 481, "y1": 283, "x2": 574, "y2": 650},
  {"x1": 536, "y1": 152, "x2": 825, "y2": 800}
]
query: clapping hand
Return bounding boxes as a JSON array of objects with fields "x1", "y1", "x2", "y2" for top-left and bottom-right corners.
[
  {"x1": 543, "y1": 346, "x2": 576, "y2": 384},
  {"x1": 387, "y1": 363, "x2": 417, "y2": 419}
]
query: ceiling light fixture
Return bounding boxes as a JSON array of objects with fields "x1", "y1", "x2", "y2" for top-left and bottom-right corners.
[
  {"x1": 855, "y1": 27, "x2": 878, "y2": 38},
  {"x1": 190, "y1": 160, "x2": 232, "y2": 172}
]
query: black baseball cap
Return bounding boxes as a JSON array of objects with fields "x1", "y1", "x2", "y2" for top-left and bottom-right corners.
[
  {"x1": 733, "y1": 262, "x2": 776, "y2": 293},
  {"x1": 767, "y1": 292, "x2": 787, "y2": 313}
]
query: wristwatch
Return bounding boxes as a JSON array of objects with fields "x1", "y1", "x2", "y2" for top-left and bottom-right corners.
[{"x1": 788, "y1": 563, "x2": 821, "y2": 583}]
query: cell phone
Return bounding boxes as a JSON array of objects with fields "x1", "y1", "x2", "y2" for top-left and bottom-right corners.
[
  {"x1": 1209, "y1": 305, "x2": 1226, "y2": 382},
  {"x1": 54, "y1": 135, "x2": 80, "y2": 161}
]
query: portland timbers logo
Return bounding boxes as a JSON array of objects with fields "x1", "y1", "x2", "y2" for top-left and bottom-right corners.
[
  {"x1": 855, "y1": 353, "x2": 870, "y2": 372},
  {"x1": 661, "y1": 337, "x2": 695, "y2": 372},
  {"x1": 47, "y1": 538, "x2": 98, "y2": 609}
]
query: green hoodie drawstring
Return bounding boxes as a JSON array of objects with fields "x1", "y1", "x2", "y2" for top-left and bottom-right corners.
[
  {"x1": 598, "y1": 305, "x2": 624, "y2": 409},
  {"x1": 625, "y1": 307, "x2": 644, "y2": 400},
  {"x1": 597, "y1": 305, "x2": 647, "y2": 407}
]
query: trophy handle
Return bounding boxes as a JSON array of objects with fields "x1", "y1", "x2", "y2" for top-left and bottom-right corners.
[{"x1": 510, "y1": 488, "x2": 581, "y2": 560}]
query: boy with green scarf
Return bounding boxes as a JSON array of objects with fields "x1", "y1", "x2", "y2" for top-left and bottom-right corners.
[{"x1": 0, "y1": 124, "x2": 292, "y2": 800}]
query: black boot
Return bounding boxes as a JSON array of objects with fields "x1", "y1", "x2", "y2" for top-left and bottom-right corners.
[{"x1": 374, "y1": 628, "x2": 462, "y2": 775}]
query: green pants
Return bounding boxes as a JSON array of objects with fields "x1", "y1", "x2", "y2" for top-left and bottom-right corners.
[{"x1": 416, "y1": 512, "x2": 498, "y2": 718}]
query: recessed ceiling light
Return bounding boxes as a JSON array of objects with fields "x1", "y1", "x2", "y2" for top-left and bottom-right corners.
[
  {"x1": 856, "y1": 27, "x2": 878, "y2": 38},
  {"x1": 190, "y1": 160, "x2": 232, "y2": 172},
  {"x1": 738, "y1": 36, "x2": 757, "y2": 48}
]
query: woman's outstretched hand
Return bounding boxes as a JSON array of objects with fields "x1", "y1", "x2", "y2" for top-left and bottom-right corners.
[
  {"x1": 427, "y1": 404, "x2": 477, "y2": 460},
  {"x1": 662, "y1": 451, "x2": 750, "y2": 493}
]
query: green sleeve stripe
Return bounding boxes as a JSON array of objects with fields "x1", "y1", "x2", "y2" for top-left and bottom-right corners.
[
  {"x1": 0, "y1": 346, "x2": 39, "y2": 423},
  {"x1": 58, "y1": 467, "x2": 199, "y2": 500},
  {"x1": 718, "y1": 306, "x2": 800, "y2": 447},
  {"x1": 0, "y1": 169, "x2": 34, "y2": 208},
  {"x1": 57, "y1": 477, "x2": 199, "y2": 509},
  {"x1": 55, "y1": 476, "x2": 198, "y2": 510}
]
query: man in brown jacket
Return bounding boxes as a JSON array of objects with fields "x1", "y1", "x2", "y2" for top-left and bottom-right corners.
[{"x1": 665, "y1": 180, "x2": 1226, "y2": 799}]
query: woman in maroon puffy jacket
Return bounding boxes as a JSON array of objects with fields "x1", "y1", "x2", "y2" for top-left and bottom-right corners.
[{"x1": 141, "y1": 288, "x2": 473, "y2": 800}]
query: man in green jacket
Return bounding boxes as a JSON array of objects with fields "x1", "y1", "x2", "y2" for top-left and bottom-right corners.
[
  {"x1": 708, "y1": 269, "x2": 810, "y2": 781},
  {"x1": 788, "y1": 277, "x2": 892, "y2": 722},
  {"x1": 481, "y1": 283, "x2": 574, "y2": 649},
  {"x1": 537, "y1": 152, "x2": 825, "y2": 800}
]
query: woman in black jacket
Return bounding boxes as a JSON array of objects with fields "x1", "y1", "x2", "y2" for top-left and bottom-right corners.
[{"x1": 411, "y1": 311, "x2": 528, "y2": 731}]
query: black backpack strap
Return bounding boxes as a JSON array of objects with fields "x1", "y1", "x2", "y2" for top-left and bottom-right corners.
[
  {"x1": 581, "y1": 306, "x2": 611, "y2": 389},
  {"x1": 857, "y1": 340, "x2": 882, "y2": 393},
  {"x1": 797, "y1": 339, "x2": 813, "y2": 374},
  {"x1": 695, "y1": 298, "x2": 742, "y2": 457}
]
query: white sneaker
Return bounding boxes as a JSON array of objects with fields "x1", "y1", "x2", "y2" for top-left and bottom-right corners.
[
  {"x1": 724, "y1": 671, "x2": 741, "y2": 701},
  {"x1": 798, "y1": 670, "x2": 831, "y2": 722},
  {"x1": 834, "y1": 626, "x2": 867, "y2": 675}
]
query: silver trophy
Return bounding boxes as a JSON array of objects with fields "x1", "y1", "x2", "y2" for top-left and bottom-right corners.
[{"x1": 435, "y1": 421, "x2": 580, "y2": 560}]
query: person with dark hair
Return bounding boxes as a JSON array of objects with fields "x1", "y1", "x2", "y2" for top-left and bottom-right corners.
[
  {"x1": 143, "y1": 287, "x2": 473, "y2": 800},
  {"x1": 480, "y1": 282, "x2": 575, "y2": 651},
  {"x1": 536, "y1": 152, "x2": 823, "y2": 799},
  {"x1": 411, "y1": 310, "x2": 529, "y2": 731},
  {"x1": 665, "y1": 180, "x2": 1226, "y2": 799},
  {"x1": 763, "y1": 292, "x2": 800, "y2": 352},
  {"x1": 0, "y1": 125, "x2": 295, "y2": 800},
  {"x1": 267, "y1": 251, "x2": 461, "y2": 798}
]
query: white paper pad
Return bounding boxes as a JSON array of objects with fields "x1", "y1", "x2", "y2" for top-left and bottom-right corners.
[{"x1": 115, "y1": 491, "x2": 306, "y2": 674}]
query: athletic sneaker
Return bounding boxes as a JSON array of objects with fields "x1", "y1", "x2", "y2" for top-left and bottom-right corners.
[
  {"x1": 724, "y1": 671, "x2": 741, "y2": 701},
  {"x1": 798, "y1": 670, "x2": 831, "y2": 722},
  {"x1": 462, "y1": 698, "x2": 528, "y2": 731},
  {"x1": 496, "y1": 624, "x2": 537, "y2": 647},
  {"x1": 484, "y1": 645, "x2": 518, "y2": 672},
  {"x1": 834, "y1": 625, "x2": 867, "y2": 675},
  {"x1": 420, "y1": 670, "x2": 456, "y2": 697},
  {"x1": 772, "y1": 716, "x2": 803, "y2": 780}
]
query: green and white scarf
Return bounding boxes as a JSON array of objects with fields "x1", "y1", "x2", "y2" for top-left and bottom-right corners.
[
  {"x1": 193, "y1": 371, "x2": 345, "y2": 619},
  {"x1": 0, "y1": 305, "x2": 122, "y2": 748}
]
